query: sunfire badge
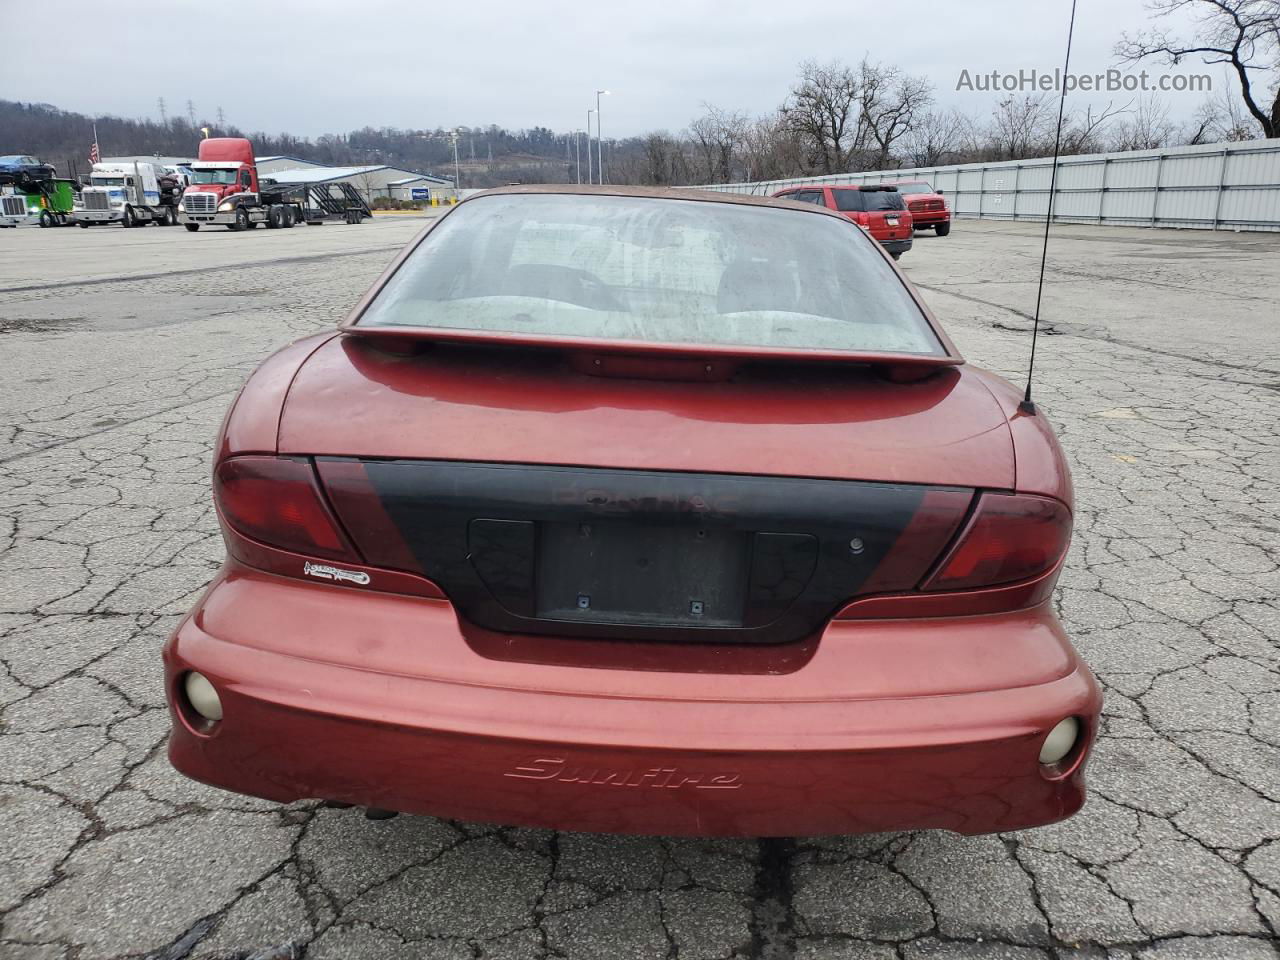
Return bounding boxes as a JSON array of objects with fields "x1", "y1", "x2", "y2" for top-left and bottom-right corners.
[{"x1": 303, "y1": 561, "x2": 371, "y2": 586}]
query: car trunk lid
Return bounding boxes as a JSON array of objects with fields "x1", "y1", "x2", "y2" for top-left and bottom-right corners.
[
  {"x1": 278, "y1": 337, "x2": 1013, "y2": 644},
  {"x1": 280, "y1": 335, "x2": 1011, "y2": 487}
]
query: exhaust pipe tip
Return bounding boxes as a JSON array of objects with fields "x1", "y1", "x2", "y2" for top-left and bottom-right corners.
[{"x1": 364, "y1": 807, "x2": 399, "y2": 821}]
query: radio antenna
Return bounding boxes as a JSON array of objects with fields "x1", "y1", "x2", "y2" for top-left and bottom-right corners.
[{"x1": 1021, "y1": 0, "x2": 1079, "y2": 416}]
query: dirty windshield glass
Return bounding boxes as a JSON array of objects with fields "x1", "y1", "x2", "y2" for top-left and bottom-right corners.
[{"x1": 358, "y1": 194, "x2": 942, "y2": 355}]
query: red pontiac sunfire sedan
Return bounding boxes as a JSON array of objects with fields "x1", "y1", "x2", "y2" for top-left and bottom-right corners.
[{"x1": 165, "y1": 185, "x2": 1100, "y2": 837}]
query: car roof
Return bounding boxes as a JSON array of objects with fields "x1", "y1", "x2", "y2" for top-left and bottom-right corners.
[
  {"x1": 463, "y1": 183, "x2": 856, "y2": 221},
  {"x1": 775, "y1": 184, "x2": 899, "y2": 193}
]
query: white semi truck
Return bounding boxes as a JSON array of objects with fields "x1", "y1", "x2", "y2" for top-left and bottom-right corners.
[{"x1": 74, "y1": 161, "x2": 181, "y2": 227}]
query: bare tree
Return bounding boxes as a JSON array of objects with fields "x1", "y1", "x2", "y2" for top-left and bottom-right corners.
[
  {"x1": 988, "y1": 95, "x2": 1058, "y2": 159},
  {"x1": 739, "y1": 112, "x2": 808, "y2": 182},
  {"x1": 1061, "y1": 101, "x2": 1132, "y2": 154},
  {"x1": 1185, "y1": 81, "x2": 1265, "y2": 139},
  {"x1": 859, "y1": 60, "x2": 934, "y2": 170},
  {"x1": 687, "y1": 105, "x2": 749, "y2": 183},
  {"x1": 1116, "y1": 0, "x2": 1279, "y2": 138},
  {"x1": 638, "y1": 131, "x2": 687, "y2": 185},
  {"x1": 902, "y1": 108, "x2": 974, "y2": 166},
  {"x1": 1109, "y1": 94, "x2": 1177, "y2": 149},
  {"x1": 781, "y1": 60, "x2": 866, "y2": 174}
]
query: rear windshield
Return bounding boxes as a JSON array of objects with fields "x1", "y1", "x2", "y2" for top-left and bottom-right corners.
[
  {"x1": 894, "y1": 182, "x2": 934, "y2": 195},
  {"x1": 357, "y1": 193, "x2": 942, "y2": 356},
  {"x1": 831, "y1": 190, "x2": 906, "y2": 212}
]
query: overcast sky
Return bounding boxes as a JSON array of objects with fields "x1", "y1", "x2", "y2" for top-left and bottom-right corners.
[{"x1": 4, "y1": 0, "x2": 1219, "y2": 138}]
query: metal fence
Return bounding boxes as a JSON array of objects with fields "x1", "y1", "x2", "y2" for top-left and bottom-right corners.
[{"x1": 701, "y1": 138, "x2": 1280, "y2": 232}]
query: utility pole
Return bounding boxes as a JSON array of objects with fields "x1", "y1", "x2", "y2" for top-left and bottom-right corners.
[
  {"x1": 586, "y1": 109, "x2": 595, "y2": 184},
  {"x1": 450, "y1": 130, "x2": 461, "y2": 191},
  {"x1": 574, "y1": 130, "x2": 582, "y2": 184},
  {"x1": 157, "y1": 97, "x2": 167, "y2": 126},
  {"x1": 186, "y1": 100, "x2": 196, "y2": 126},
  {"x1": 216, "y1": 106, "x2": 225, "y2": 129},
  {"x1": 595, "y1": 89, "x2": 610, "y2": 184}
]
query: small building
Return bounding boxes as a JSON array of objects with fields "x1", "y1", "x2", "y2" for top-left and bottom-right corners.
[
  {"x1": 388, "y1": 176, "x2": 439, "y2": 202},
  {"x1": 265, "y1": 164, "x2": 454, "y2": 204}
]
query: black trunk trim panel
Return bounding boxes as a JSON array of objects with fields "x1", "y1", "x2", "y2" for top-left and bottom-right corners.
[{"x1": 323, "y1": 458, "x2": 970, "y2": 645}]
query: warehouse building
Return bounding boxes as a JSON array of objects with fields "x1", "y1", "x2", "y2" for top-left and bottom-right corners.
[
  {"x1": 260, "y1": 159, "x2": 455, "y2": 204},
  {"x1": 254, "y1": 156, "x2": 326, "y2": 175}
]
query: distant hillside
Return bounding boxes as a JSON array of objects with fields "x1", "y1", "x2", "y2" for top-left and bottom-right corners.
[{"x1": 0, "y1": 100, "x2": 587, "y2": 187}]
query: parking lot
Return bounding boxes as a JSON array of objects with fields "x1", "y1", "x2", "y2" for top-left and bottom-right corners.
[{"x1": 1, "y1": 215, "x2": 1277, "y2": 959}]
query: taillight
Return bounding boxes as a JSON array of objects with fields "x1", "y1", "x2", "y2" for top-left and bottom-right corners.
[
  {"x1": 923, "y1": 494, "x2": 1071, "y2": 591},
  {"x1": 214, "y1": 456, "x2": 357, "y2": 561}
]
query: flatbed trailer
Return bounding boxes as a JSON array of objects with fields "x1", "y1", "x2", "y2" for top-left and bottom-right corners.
[{"x1": 265, "y1": 179, "x2": 372, "y2": 225}]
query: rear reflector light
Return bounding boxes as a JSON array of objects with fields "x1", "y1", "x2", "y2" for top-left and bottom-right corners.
[
  {"x1": 214, "y1": 456, "x2": 357, "y2": 562},
  {"x1": 1039, "y1": 717, "x2": 1080, "y2": 765},
  {"x1": 923, "y1": 493, "x2": 1071, "y2": 591},
  {"x1": 183, "y1": 672, "x2": 223, "y2": 722}
]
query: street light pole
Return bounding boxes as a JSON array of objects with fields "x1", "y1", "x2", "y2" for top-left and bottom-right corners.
[
  {"x1": 450, "y1": 130, "x2": 461, "y2": 192},
  {"x1": 574, "y1": 130, "x2": 582, "y2": 184},
  {"x1": 586, "y1": 109, "x2": 595, "y2": 185},
  {"x1": 595, "y1": 89, "x2": 610, "y2": 184}
]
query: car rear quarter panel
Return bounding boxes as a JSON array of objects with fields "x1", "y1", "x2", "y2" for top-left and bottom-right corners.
[
  {"x1": 217, "y1": 332, "x2": 340, "y2": 460},
  {"x1": 970, "y1": 369, "x2": 1073, "y2": 508}
]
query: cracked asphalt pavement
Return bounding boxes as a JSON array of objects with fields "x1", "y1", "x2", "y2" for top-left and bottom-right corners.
[{"x1": 1, "y1": 216, "x2": 1277, "y2": 960}]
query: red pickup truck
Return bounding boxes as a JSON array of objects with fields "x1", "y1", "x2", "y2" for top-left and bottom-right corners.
[{"x1": 890, "y1": 181, "x2": 951, "y2": 236}]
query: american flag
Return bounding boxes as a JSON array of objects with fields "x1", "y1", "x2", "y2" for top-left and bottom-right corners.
[{"x1": 89, "y1": 141, "x2": 99, "y2": 164}]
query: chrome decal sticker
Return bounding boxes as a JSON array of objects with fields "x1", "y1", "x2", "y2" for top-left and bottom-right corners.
[{"x1": 303, "y1": 561, "x2": 371, "y2": 586}]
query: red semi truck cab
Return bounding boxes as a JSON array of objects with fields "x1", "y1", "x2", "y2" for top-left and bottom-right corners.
[{"x1": 179, "y1": 138, "x2": 301, "y2": 232}]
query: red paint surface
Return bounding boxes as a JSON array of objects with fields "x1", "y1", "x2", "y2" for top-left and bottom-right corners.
[
  {"x1": 166, "y1": 561, "x2": 1099, "y2": 836},
  {"x1": 278, "y1": 337, "x2": 1015, "y2": 489}
]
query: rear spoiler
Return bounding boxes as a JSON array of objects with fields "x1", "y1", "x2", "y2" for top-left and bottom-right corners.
[{"x1": 340, "y1": 324, "x2": 963, "y2": 381}]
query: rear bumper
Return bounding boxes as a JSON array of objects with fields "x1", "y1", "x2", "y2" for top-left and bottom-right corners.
[
  {"x1": 880, "y1": 237, "x2": 913, "y2": 255},
  {"x1": 165, "y1": 563, "x2": 1100, "y2": 837}
]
